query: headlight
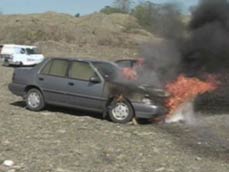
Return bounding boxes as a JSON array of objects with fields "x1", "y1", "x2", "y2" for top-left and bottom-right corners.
[
  {"x1": 152, "y1": 88, "x2": 170, "y2": 97},
  {"x1": 142, "y1": 98, "x2": 152, "y2": 105}
]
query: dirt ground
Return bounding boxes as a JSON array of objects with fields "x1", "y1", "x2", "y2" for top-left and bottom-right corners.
[{"x1": 0, "y1": 64, "x2": 229, "y2": 172}]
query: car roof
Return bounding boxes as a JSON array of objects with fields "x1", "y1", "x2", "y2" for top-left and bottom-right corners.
[
  {"x1": 115, "y1": 59, "x2": 138, "y2": 62},
  {"x1": 49, "y1": 57, "x2": 117, "y2": 64},
  {"x1": 1, "y1": 44, "x2": 36, "y2": 49}
]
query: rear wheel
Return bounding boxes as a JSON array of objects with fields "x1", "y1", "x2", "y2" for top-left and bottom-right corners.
[
  {"x1": 108, "y1": 98, "x2": 134, "y2": 123},
  {"x1": 26, "y1": 88, "x2": 45, "y2": 111},
  {"x1": 3, "y1": 59, "x2": 9, "y2": 66}
]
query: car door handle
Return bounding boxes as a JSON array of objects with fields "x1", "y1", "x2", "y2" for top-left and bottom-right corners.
[
  {"x1": 68, "y1": 82, "x2": 74, "y2": 86},
  {"x1": 39, "y1": 77, "x2": 44, "y2": 81}
]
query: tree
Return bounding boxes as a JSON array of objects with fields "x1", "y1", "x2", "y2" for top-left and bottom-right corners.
[
  {"x1": 113, "y1": 0, "x2": 134, "y2": 13},
  {"x1": 100, "y1": 5, "x2": 124, "y2": 14},
  {"x1": 100, "y1": 0, "x2": 134, "y2": 14},
  {"x1": 131, "y1": 1, "x2": 157, "y2": 31},
  {"x1": 74, "y1": 13, "x2": 80, "y2": 17},
  {"x1": 132, "y1": 1, "x2": 185, "y2": 40},
  {"x1": 154, "y1": 3, "x2": 185, "y2": 40}
]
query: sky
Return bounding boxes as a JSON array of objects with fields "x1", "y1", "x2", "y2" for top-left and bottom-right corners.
[{"x1": 0, "y1": 0, "x2": 199, "y2": 15}]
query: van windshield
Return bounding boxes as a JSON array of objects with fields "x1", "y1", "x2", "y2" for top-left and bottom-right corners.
[{"x1": 26, "y1": 48, "x2": 40, "y2": 55}]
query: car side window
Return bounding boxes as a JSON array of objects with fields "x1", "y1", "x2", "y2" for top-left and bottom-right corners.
[
  {"x1": 116, "y1": 60, "x2": 132, "y2": 68},
  {"x1": 40, "y1": 60, "x2": 52, "y2": 75},
  {"x1": 69, "y1": 62, "x2": 95, "y2": 81},
  {"x1": 20, "y1": 48, "x2": 26, "y2": 54},
  {"x1": 49, "y1": 60, "x2": 69, "y2": 77},
  {"x1": 41, "y1": 59, "x2": 69, "y2": 77}
]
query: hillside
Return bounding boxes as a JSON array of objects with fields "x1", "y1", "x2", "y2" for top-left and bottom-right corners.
[
  {"x1": 0, "y1": 12, "x2": 159, "y2": 59},
  {"x1": 1, "y1": 12, "x2": 229, "y2": 172}
]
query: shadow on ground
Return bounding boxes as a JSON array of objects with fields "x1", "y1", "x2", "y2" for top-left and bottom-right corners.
[
  {"x1": 10, "y1": 101, "x2": 160, "y2": 125},
  {"x1": 10, "y1": 101, "x2": 104, "y2": 120}
]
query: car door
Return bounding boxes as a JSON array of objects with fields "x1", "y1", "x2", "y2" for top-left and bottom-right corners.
[
  {"x1": 66, "y1": 61, "x2": 106, "y2": 111},
  {"x1": 36, "y1": 59, "x2": 70, "y2": 105}
]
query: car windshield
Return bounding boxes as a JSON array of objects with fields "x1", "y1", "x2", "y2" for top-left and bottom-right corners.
[
  {"x1": 26, "y1": 48, "x2": 40, "y2": 55},
  {"x1": 93, "y1": 62, "x2": 120, "y2": 80}
]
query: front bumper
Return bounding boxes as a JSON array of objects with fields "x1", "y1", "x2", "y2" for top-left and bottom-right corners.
[{"x1": 132, "y1": 102, "x2": 167, "y2": 119}]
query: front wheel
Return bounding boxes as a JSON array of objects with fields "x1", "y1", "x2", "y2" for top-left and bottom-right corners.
[
  {"x1": 26, "y1": 88, "x2": 45, "y2": 111},
  {"x1": 19, "y1": 62, "x2": 23, "y2": 67},
  {"x1": 108, "y1": 99, "x2": 134, "y2": 123}
]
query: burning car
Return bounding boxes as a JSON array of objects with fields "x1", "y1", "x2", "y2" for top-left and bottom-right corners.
[
  {"x1": 115, "y1": 57, "x2": 219, "y2": 123},
  {"x1": 8, "y1": 58, "x2": 168, "y2": 123}
]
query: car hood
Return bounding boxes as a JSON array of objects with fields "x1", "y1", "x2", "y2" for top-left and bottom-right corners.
[
  {"x1": 107, "y1": 80, "x2": 169, "y2": 98},
  {"x1": 29, "y1": 54, "x2": 44, "y2": 60}
]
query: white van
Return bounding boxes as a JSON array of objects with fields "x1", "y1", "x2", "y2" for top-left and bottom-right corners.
[{"x1": 0, "y1": 44, "x2": 45, "y2": 66}]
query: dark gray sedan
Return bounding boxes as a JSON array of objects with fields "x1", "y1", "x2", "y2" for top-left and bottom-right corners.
[{"x1": 8, "y1": 58, "x2": 167, "y2": 123}]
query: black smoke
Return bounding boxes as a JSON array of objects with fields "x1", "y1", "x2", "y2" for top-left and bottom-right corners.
[
  {"x1": 137, "y1": 3, "x2": 185, "y2": 88},
  {"x1": 182, "y1": 0, "x2": 229, "y2": 112},
  {"x1": 140, "y1": 0, "x2": 229, "y2": 79},
  {"x1": 136, "y1": 0, "x2": 229, "y2": 111},
  {"x1": 140, "y1": 40, "x2": 181, "y2": 86},
  {"x1": 182, "y1": 0, "x2": 229, "y2": 75}
]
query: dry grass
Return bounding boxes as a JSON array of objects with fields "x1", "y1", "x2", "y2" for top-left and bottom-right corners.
[
  {"x1": 0, "y1": 12, "x2": 159, "y2": 59},
  {"x1": 1, "y1": 65, "x2": 229, "y2": 172}
]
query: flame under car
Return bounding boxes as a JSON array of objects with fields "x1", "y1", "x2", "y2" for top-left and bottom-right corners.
[{"x1": 8, "y1": 58, "x2": 168, "y2": 123}]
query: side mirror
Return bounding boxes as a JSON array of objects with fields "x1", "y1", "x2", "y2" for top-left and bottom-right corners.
[{"x1": 89, "y1": 76, "x2": 101, "y2": 83}]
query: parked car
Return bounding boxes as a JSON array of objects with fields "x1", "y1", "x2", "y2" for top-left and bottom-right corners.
[
  {"x1": 0, "y1": 44, "x2": 44, "y2": 66},
  {"x1": 8, "y1": 58, "x2": 168, "y2": 123}
]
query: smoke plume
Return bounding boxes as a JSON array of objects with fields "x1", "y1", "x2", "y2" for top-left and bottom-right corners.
[
  {"x1": 140, "y1": 40, "x2": 181, "y2": 87},
  {"x1": 137, "y1": 2, "x2": 185, "y2": 88},
  {"x1": 182, "y1": 0, "x2": 229, "y2": 75},
  {"x1": 139, "y1": 0, "x2": 229, "y2": 84},
  {"x1": 137, "y1": 0, "x2": 229, "y2": 114}
]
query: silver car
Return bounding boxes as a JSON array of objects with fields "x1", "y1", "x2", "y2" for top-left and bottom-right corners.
[{"x1": 9, "y1": 58, "x2": 167, "y2": 123}]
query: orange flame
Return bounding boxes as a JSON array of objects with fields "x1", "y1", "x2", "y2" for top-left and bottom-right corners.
[
  {"x1": 165, "y1": 75, "x2": 218, "y2": 120},
  {"x1": 122, "y1": 68, "x2": 137, "y2": 80}
]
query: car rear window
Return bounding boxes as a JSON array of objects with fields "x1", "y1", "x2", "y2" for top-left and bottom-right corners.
[
  {"x1": 49, "y1": 60, "x2": 69, "y2": 77},
  {"x1": 41, "y1": 59, "x2": 69, "y2": 77},
  {"x1": 41, "y1": 60, "x2": 52, "y2": 74},
  {"x1": 69, "y1": 62, "x2": 95, "y2": 80}
]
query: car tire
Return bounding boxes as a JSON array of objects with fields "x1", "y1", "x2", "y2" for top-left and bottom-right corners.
[
  {"x1": 26, "y1": 88, "x2": 45, "y2": 111},
  {"x1": 108, "y1": 98, "x2": 134, "y2": 123},
  {"x1": 3, "y1": 60, "x2": 9, "y2": 66}
]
